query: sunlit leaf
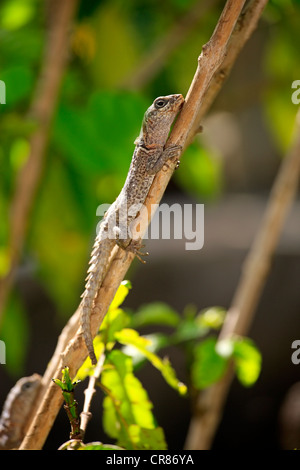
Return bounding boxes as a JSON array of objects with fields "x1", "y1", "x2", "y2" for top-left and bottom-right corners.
[
  {"x1": 232, "y1": 337, "x2": 262, "y2": 387},
  {"x1": 101, "y1": 350, "x2": 167, "y2": 449},
  {"x1": 191, "y1": 336, "x2": 228, "y2": 389},
  {"x1": 109, "y1": 280, "x2": 132, "y2": 311},
  {"x1": 122, "y1": 333, "x2": 168, "y2": 367},
  {"x1": 1, "y1": 0, "x2": 35, "y2": 30},
  {"x1": 115, "y1": 328, "x2": 187, "y2": 396},
  {"x1": 197, "y1": 307, "x2": 226, "y2": 330},
  {"x1": 100, "y1": 308, "x2": 131, "y2": 350},
  {"x1": 126, "y1": 425, "x2": 167, "y2": 450}
]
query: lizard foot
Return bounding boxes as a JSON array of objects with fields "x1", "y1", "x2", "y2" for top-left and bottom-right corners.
[{"x1": 124, "y1": 240, "x2": 149, "y2": 264}]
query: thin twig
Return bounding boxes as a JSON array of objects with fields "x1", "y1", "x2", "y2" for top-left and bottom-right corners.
[
  {"x1": 0, "y1": 0, "x2": 78, "y2": 324},
  {"x1": 20, "y1": 0, "x2": 260, "y2": 450},
  {"x1": 80, "y1": 352, "x2": 105, "y2": 438}
]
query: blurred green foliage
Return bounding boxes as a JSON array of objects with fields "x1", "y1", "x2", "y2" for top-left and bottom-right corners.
[
  {"x1": 0, "y1": 0, "x2": 299, "y2": 377},
  {"x1": 69, "y1": 281, "x2": 260, "y2": 449}
]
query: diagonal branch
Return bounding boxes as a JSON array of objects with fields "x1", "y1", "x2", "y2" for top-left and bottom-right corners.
[{"x1": 20, "y1": 0, "x2": 267, "y2": 450}]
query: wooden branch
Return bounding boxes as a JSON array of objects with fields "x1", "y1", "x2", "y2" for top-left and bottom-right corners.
[
  {"x1": 20, "y1": 0, "x2": 264, "y2": 450},
  {"x1": 188, "y1": 0, "x2": 270, "y2": 143},
  {"x1": 183, "y1": 110, "x2": 300, "y2": 450},
  {"x1": 0, "y1": 0, "x2": 78, "y2": 324}
]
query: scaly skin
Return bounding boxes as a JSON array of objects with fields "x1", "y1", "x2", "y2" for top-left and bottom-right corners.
[
  {"x1": 80, "y1": 94, "x2": 184, "y2": 365},
  {"x1": 0, "y1": 374, "x2": 42, "y2": 450}
]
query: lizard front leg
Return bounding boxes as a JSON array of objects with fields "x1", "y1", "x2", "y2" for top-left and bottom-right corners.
[{"x1": 146, "y1": 143, "x2": 182, "y2": 174}]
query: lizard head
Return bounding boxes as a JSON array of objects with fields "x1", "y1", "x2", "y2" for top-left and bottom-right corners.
[{"x1": 142, "y1": 94, "x2": 184, "y2": 147}]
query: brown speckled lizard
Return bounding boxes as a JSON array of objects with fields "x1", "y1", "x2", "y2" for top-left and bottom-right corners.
[
  {"x1": 80, "y1": 94, "x2": 184, "y2": 365},
  {"x1": 0, "y1": 374, "x2": 42, "y2": 450}
]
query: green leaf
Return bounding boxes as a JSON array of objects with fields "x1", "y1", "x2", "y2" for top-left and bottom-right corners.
[
  {"x1": 126, "y1": 425, "x2": 167, "y2": 450},
  {"x1": 197, "y1": 307, "x2": 226, "y2": 330},
  {"x1": 191, "y1": 336, "x2": 262, "y2": 390},
  {"x1": 103, "y1": 350, "x2": 155, "y2": 431},
  {"x1": 53, "y1": 367, "x2": 80, "y2": 393},
  {"x1": 101, "y1": 350, "x2": 166, "y2": 449},
  {"x1": 122, "y1": 332, "x2": 168, "y2": 367},
  {"x1": 115, "y1": 329, "x2": 187, "y2": 396},
  {"x1": 191, "y1": 336, "x2": 228, "y2": 390},
  {"x1": 109, "y1": 280, "x2": 132, "y2": 311},
  {"x1": 232, "y1": 337, "x2": 262, "y2": 387},
  {"x1": 100, "y1": 308, "x2": 131, "y2": 350},
  {"x1": 172, "y1": 316, "x2": 208, "y2": 343},
  {"x1": 130, "y1": 302, "x2": 180, "y2": 329},
  {"x1": 53, "y1": 91, "x2": 147, "y2": 177}
]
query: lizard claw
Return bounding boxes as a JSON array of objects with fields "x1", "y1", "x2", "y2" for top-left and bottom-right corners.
[{"x1": 126, "y1": 241, "x2": 149, "y2": 263}]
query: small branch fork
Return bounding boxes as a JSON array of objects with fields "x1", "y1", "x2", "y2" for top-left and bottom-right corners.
[
  {"x1": 20, "y1": 0, "x2": 269, "y2": 450},
  {"x1": 80, "y1": 352, "x2": 105, "y2": 439}
]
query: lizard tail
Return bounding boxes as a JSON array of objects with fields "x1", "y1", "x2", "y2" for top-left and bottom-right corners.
[
  {"x1": 80, "y1": 236, "x2": 114, "y2": 365},
  {"x1": 80, "y1": 279, "x2": 99, "y2": 366}
]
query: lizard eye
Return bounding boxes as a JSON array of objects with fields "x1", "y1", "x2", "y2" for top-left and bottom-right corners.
[
  {"x1": 21, "y1": 382, "x2": 34, "y2": 391},
  {"x1": 154, "y1": 98, "x2": 167, "y2": 109}
]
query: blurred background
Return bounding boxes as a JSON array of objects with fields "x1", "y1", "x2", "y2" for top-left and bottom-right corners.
[{"x1": 0, "y1": 0, "x2": 300, "y2": 450}]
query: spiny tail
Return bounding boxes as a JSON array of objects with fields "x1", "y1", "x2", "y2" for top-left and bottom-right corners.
[{"x1": 80, "y1": 236, "x2": 114, "y2": 365}]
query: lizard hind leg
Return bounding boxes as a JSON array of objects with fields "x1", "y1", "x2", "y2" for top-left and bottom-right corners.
[{"x1": 116, "y1": 237, "x2": 149, "y2": 264}]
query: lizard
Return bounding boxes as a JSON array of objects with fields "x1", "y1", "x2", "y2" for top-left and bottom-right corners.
[
  {"x1": 80, "y1": 93, "x2": 184, "y2": 365},
  {"x1": 0, "y1": 373, "x2": 42, "y2": 450}
]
